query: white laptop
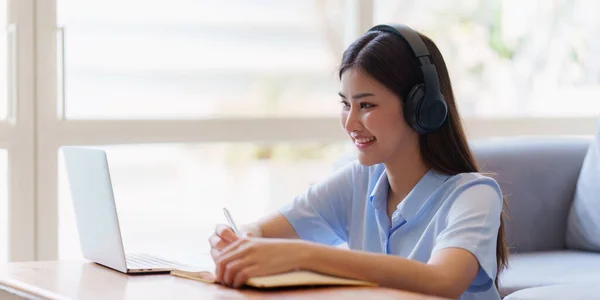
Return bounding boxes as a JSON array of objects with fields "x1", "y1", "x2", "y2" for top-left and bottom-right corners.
[{"x1": 62, "y1": 146, "x2": 190, "y2": 274}]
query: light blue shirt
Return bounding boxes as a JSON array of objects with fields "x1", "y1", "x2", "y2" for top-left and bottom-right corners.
[{"x1": 279, "y1": 160, "x2": 503, "y2": 300}]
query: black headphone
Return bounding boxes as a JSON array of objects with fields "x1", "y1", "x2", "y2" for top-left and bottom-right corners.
[{"x1": 367, "y1": 24, "x2": 448, "y2": 134}]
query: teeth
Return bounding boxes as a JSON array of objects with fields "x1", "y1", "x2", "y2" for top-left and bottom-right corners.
[{"x1": 355, "y1": 137, "x2": 376, "y2": 144}]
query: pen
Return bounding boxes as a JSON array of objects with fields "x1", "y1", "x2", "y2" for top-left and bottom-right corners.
[{"x1": 223, "y1": 207, "x2": 239, "y2": 235}]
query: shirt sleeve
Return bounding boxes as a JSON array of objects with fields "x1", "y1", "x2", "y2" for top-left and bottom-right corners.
[
  {"x1": 431, "y1": 176, "x2": 503, "y2": 293},
  {"x1": 278, "y1": 161, "x2": 357, "y2": 246}
]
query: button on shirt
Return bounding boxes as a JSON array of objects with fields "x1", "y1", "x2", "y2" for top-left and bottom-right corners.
[{"x1": 279, "y1": 161, "x2": 503, "y2": 300}]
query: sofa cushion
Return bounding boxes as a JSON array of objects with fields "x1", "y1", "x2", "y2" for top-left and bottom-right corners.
[
  {"x1": 567, "y1": 118, "x2": 600, "y2": 251},
  {"x1": 498, "y1": 250, "x2": 600, "y2": 296},
  {"x1": 503, "y1": 283, "x2": 599, "y2": 300},
  {"x1": 471, "y1": 137, "x2": 589, "y2": 253}
]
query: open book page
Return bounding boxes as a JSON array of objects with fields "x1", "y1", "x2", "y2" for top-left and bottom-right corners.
[
  {"x1": 170, "y1": 269, "x2": 216, "y2": 283},
  {"x1": 245, "y1": 270, "x2": 377, "y2": 288},
  {"x1": 170, "y1": 269, "x2": 377, "y2": 288}
]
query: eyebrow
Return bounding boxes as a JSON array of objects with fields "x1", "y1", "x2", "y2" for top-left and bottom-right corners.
[{"x1": 338, "y1": 92, "x2": 375, "y2": 100}]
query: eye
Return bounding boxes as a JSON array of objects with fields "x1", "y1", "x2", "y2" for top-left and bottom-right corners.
[
  {"x1": 340, "y1": 100, "x2": 350, "y2": 108},
  {"x1": 360, "y1": 102, "x2": 375, "y2": 109}
]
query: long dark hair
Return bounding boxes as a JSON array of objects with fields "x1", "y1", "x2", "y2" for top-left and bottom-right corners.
[{"x1": 339, "y1": 28, "x2": 508, "y2": 287}]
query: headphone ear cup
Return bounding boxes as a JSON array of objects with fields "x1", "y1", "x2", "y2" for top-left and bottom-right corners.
[
  {"x1": 418, "y1": 94, "x2": 448, "y2": 132},
  {"x1": 404, "y1": 84, "x2": 448, "y2": 134},
  {"x1": 403, "y1": 84, "x2": 426, "y2": 133}
]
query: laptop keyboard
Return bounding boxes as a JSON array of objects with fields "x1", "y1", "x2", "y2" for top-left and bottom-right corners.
[{"x1": 126, "y1": 253, "x2": 187, "y2": 270}]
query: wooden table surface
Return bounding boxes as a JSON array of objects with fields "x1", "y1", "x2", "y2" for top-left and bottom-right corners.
[{"x1": 0, "y1": 261, "x2": 452, "y2": 300}]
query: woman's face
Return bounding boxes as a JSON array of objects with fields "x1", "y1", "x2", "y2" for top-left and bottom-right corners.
[{"x1": 339, "y1": 68, "x2": 418, "y2": 166}]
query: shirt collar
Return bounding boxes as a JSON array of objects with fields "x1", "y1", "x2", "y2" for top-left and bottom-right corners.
[
  {"x1": 369, "y1": 168, "x2": 451, "y2": 222},
  {"x1": 369, "y1": 169, "x2": 389, "y2": 209}
]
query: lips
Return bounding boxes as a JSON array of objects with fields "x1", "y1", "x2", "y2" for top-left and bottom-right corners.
[
  {"x1": 353, "y1": 136, "x2": 376, "y2": 150},
  {"x1": 354, "y1": 137, "x2": 376, "y2": 143}
]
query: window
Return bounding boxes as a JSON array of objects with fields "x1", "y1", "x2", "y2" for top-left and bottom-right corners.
[
  {"x1": 0, "y1": 0, "x2": 9, "y2": 261},
  {"x1": 4, "y1": 0, "x2": 597, "y2": 262},
  {"x1": 375, "y1": 0, "x2": 600, "y2": 117},
  {"x1": 0, "y1": 150, "x2": 6, "y2": 261},
  {"x1": 57, "y1": 0, "x2": 345, "y2": 119},
  {"x1": 58, "y1": 142, "x2": 350, "y2": 265},
  {"x1": 0, "y1": 1, "x2": 7, "y2": 120}
]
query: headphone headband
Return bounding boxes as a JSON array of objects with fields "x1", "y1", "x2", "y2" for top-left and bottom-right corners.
[{"x1": 368, "y1": 24, "x2": 431, "y2": 58}]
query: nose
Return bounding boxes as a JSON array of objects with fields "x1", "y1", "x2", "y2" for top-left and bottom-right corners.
[{"x1": 342, "y1": 105, "x2": 362, "y2": 133}]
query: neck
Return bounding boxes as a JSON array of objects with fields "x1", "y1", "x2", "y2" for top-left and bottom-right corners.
[{"x1": 384, "y1": 144, "x2": 429, "y2": 205}]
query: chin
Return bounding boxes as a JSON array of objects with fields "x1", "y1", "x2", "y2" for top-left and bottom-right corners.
[{"x1": 356, "y1": 152, "x2": 383, "y2": 166}]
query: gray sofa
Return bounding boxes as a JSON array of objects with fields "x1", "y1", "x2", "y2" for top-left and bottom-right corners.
[{"x1": 471, "y1": 136, "x2": 600, "y2": 299}]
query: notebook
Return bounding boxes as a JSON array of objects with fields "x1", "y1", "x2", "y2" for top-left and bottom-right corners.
[{"x1": 170, "y1": 268, "x2": 377, "y2": 288}]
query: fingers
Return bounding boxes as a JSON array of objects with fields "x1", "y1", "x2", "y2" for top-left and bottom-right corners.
[
  {"x1": 232, "y1": 265, "x2": 259, "y2": 289},
  {"x1": 223, "y1": 259, "x2": 253, "y2": 287},
  {"x1": 216, "y1": 224, "x2": 237, "y2": 243},
  {"x1": 210, "y1": 248, "x2": 219, "y2": 261},
  {"x1": 208, "y1": 234, "x2": 229, "y2": 251},
  {"x1": 220, "y1": 236, "x2": 250, "y2": 256},
  {"x1": 215, "y1": 238, "x2": 250, "y2": 281},
  {"x1": 211, "y1": 225, "x2": 258, "y2": 287}
]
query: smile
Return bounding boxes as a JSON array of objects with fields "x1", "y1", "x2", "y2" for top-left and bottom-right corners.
[{"x1": 354, "y1": 137, "x2": 376, "y2": 150}]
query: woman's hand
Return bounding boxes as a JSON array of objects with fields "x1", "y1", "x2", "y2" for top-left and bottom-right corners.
[
  {"x1": 214, "y1": 236, "x2": 309, "y2": 288},
  {"x1": 208, "y1": 224, "x2": 239, "y2": 262}
]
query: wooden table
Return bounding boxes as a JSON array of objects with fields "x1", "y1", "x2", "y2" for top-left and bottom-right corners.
[{"x1": 0, "y1": 261, "x2": 450, "y2": 299}]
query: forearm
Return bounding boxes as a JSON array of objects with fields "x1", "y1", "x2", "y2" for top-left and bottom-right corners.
[
  {"x1": 241, "y1": 212, "x2": 299, "y2": 239},
  {"x1": 299, "y1": 242, "x2": 462, "y2": 299}
]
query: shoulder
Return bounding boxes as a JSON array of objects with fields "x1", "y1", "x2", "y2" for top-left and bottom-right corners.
[
  {"x1": 445, "y1": 172, "x2": 502, "y2": 197},
  {"x1": 440, "y1": 172, "x2": 503, "y2": 217}
]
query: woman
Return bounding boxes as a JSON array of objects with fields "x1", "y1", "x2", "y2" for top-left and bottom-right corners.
[{"x1": 208, "y1": 24, "x2": 508, "y2": 300}]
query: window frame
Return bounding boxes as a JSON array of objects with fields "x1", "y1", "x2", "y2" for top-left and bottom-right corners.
[{"x1": 3, "y1": 0, "x2": 36, "y2": 262}]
